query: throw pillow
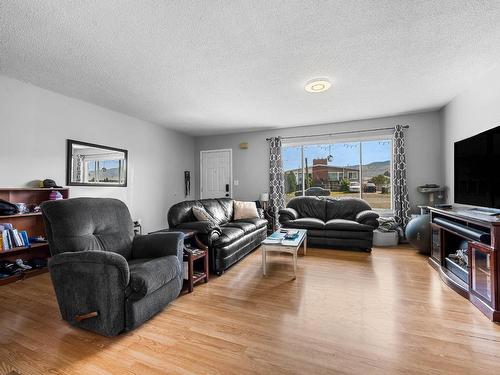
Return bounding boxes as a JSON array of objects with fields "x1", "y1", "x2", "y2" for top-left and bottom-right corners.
[
  {"x1": 233, "y1": 201, "x2": 259, "y2": 220},
  {"x1": 192, "y1": 206, "x2": 216, "y2": 224}
]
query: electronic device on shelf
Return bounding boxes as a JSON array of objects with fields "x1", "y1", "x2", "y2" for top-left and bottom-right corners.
[
  {"x1": 435, "y1": 204, "x2": 452, "y2": 209},
  {"x1": 417, "y1": 184, "x2": 443, "y2": 193},
  {"x1": 417, "y1": 184, "x2": 446, "y2": 206}
]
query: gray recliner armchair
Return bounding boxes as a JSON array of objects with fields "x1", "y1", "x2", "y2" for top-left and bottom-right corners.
[{"x1": 41, "y1": 197, "x2": 183, "y2": 336}]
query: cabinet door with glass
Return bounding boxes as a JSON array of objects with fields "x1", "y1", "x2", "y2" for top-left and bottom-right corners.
[
  {"x1": 430, "y1": 224, "x2": 442, "y2": 263},
  {"x1": 469, "y1": 242, "x2": 496, "y2": 308}
]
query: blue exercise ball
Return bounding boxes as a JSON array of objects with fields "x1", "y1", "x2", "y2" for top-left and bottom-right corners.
[{"x1": 405, "y1": 214, "x2": 431, "y2": 254}]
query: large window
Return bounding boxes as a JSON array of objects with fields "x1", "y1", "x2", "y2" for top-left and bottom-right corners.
[{"x1": 282, "y1": 138, "x2": 392, "y2": 210}]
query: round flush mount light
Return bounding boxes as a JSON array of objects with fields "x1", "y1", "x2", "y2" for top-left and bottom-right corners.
[{"x1": 304, "y1": 78, "x2": 331, "y2": 93}]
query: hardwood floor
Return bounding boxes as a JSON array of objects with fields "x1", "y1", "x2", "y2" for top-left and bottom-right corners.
[{"x1": 1, "y1": 245, "x2": 500, "y2": 374}]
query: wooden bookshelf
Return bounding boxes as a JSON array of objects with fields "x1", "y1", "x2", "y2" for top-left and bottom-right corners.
[
  {"x1": 0, "y1": 242, "x2": 49, "y2": 255},
  {"x1": 0, "y1": 266, "x2": 49, "y2": 286},
  {"x1": 0, "y1": 212, "x2": 42, "y2": 219},
  {"x1": 0, "y1": 187, "x2": 69, "y2": 285}
]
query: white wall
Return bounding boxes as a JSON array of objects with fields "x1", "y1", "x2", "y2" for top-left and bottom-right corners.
[
  {"x1": 0, "y1": 75, "x2": 195, "y2": 233},
  {"x1": 195, "y1": 111, "x2": 443, "y2": 213},
  {"x1": 441, "y1": 65, "x2": 500, "y2": 204}
]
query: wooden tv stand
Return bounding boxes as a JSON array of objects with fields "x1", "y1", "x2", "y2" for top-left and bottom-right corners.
[{"x1": 428, "y1": 206, "x2": 500, "y2": 322}]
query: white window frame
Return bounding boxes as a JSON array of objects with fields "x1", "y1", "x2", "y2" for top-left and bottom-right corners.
[{"x1": 282, "y1": 133, "x2": 393, "y2": 212}]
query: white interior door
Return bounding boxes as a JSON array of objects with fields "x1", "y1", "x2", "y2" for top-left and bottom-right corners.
[{"x1": 200, "y1": 149, "x2": 232, "y2": 199}]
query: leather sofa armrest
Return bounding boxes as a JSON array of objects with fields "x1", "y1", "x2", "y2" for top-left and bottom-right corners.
[
  {"x1": 278, "y1": 207, "x2": 299, "y2": 222},
  {"x1": 132, "y1": 232, "x2": 184, "y2": 264},
  {"x1": 176, "y1": 220, "x2": 221, "y2": 233},
  {"x1": 355, "y1": 210, "x2": 380, "y2": 229},
  {"x1": 175, "y1": 221, "x2": 221, "y2": 245}
]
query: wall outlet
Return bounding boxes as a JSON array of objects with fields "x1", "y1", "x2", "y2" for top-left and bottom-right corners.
[{"x1": 234, "y1": 180, "x2": 239, "y2": 186}]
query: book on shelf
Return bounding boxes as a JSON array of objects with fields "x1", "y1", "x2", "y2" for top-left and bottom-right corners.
[
  {"x1": 2, "y1": 230, "x2": 7, "y2": 250},
  {"x1": 19, "y1": 231, "x2": 30, "y2": 247},
  {"x1": 2, "y1": 229, "x2": 12, "y2": 250},
  {"x1": 11, "y1": 229, "x2": 23, "y2": 247},
  {"x1": 0, "y1": 222, "x2": 31, "y2": 251}
]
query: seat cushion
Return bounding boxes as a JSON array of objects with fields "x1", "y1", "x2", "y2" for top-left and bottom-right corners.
[
  {"x1": 201, "y1": 199, "x2": 233, "y2": 225},
  {"x1": 325, "y1": 198, "x2": 372, "y2": 221},
  {"x1": 127, "y1": 255, "x2": 180, "y2": 301},
  {"x1": 192, "y1": 206, "x2": 217, "y2": 225},
  {"x1": 325, "y1": 219, "x2": 374, "y2": 232},
  {"x1": 234, "y1": 217, "x2": 267, "y2": 229},
  {"x1": 282, "y1": 218, "x2": 325, "y2": 229},
  {"x1": 167, "y1": 198, "x2": 234, "y2": 228},
  {"x1": 223, "y1": 221, "x2": 256, "y2": 234},
  {"x1": 213, "y1": 227, "x2": 245, "y2": 246},
  {"x1": 41, "y1": 197, "x2": 134, "y2": 258},
  {"x1": 287, "y1": 196, "x2": 327, "y2": 221}
]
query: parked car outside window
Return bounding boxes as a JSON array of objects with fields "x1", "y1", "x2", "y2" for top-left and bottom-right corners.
[
  {"x1": 363, "y1": 182, "x2": 377, "y2": 193},
  {"x1": 294, "y1": 187, "x2": 331, "y2": 196},
  {"x1": 305, "y1": 187, "x2": 330, "y2": 196},
  {"x1": 349, "y1": 181, "x2": 360, "y2": 193}
]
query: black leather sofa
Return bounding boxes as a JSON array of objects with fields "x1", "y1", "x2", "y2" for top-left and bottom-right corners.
[
  {"x1": 168, "y1": 198, "x2": 267, "y2": 274},
  {"x1": 279, "y1": 196, "x2": 379, "y2": 251}
]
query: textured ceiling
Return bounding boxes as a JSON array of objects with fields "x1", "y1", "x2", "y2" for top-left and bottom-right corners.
[{"x1": 1, "y1": 1, "x2": 500, "y2": 136}]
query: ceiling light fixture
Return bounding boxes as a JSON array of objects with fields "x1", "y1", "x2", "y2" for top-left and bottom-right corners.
[{"x1": 305, "y1": 78, "x2": 331, "y2": 93}]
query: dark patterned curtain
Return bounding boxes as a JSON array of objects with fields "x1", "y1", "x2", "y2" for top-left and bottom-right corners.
[
  {"x1": 268, "y1": 137, "x2": 285, "y2": 229},
  {"x1": 393, "y1": 125, "x2": 411, "y2": 228}
]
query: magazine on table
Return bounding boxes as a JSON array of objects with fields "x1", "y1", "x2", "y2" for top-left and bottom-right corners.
[
  {"x1": 280, "y1": 229, "x2": 300, "y2": 240},
  {"x1": 263, "y1": 229, "x2": 302, "y2": 244},
  {"x1": 263, "y1": 232, "x2": 286, "y2": 244}
]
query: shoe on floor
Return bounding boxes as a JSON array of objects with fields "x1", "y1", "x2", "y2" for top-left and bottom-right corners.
[
  {"x1": 15, "y1": 259, "x2": 32, "y2": 270},
  {"x1": 0, "y1": 261, "x2": 22, "y2": 275}
]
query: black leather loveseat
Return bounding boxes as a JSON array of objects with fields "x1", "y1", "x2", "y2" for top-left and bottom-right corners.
[
  {"x1": 279, "y1": 196, "x2": 379, "y2": 251},
  {"x1": 168, "y1": 198, "x2": 267, "y2": 274}
]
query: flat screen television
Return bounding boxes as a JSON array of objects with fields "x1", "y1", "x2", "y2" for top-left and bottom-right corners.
[{"x1": 454, "y1": 125, "x2": 500, "y2": 209}]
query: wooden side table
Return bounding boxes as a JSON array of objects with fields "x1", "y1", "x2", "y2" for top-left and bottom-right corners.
[
  {"x1": 184, "y1": 246, "x2": 209, "y2": 293},
  {"x1": 149, "y1": 228, "x2": 209, "y2": 293}
]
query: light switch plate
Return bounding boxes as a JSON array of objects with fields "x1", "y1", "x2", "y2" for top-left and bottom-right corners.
[{"x1": 234, "y1": 180, "x2": 239, "y2": 186}]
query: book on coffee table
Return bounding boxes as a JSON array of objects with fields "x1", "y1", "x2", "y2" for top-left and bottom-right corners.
[{"x1": 263, "y1": 232, "x2": 285, "y2": 244}]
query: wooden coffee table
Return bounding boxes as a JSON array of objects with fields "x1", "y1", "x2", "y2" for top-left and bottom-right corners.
[{"x1": 261, "y1": 229, "x2": 307, "y2": 278}]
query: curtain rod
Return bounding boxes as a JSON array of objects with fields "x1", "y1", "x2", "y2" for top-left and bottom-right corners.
[{"x1": 265, "y1": 125, "x2": 409, "y2": 141}]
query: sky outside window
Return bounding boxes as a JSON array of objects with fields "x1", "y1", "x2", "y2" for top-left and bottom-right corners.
[{"x1": 283, "y1": 140, "x2": 391, "y2": 171}]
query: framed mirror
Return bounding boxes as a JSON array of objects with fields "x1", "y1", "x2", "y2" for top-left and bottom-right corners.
[{"x1": 67, "y1": 139, "x2": 128, "y2": 187}]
